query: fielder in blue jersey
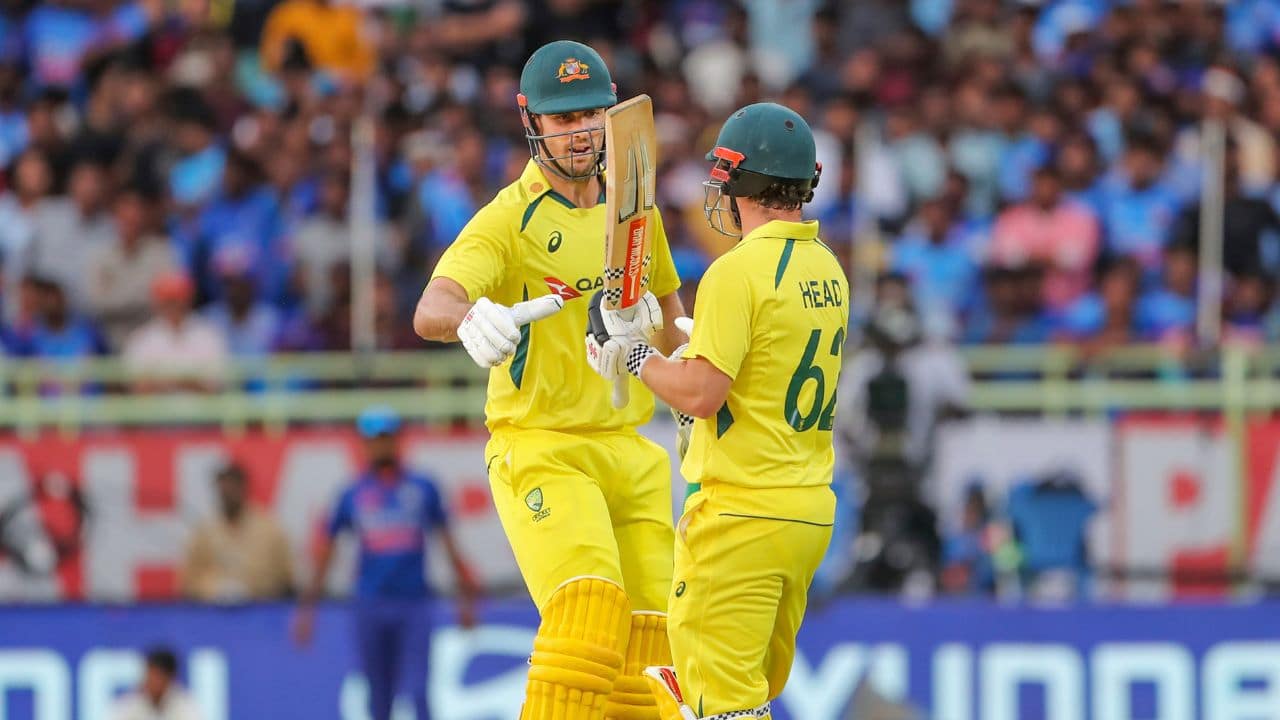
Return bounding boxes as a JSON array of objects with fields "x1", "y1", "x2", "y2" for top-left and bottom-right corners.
[{"x1": 294, "y1": 406, "x2": 478, "y2": 720}]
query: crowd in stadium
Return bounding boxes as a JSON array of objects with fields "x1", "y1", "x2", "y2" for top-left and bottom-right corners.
[{"x1": 0, "y1": 0, "x2": 1279, "y2": 370}]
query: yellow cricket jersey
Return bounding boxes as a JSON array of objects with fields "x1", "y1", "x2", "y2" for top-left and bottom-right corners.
[
  {"x1": 431, "y1": 160, "x2": 680, "y2": 433},
  {"x1": 680, "y1": 219, "x2": 849, "y2": 493}
]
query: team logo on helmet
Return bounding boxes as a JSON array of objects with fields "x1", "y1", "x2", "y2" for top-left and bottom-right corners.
[{"x1": 556, "y1": 58, "x2": 590, "y2": 83}]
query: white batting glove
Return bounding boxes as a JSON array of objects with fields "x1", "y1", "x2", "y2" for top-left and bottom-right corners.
[
  {"x1": 585, "y1": 333, "x2": 627, "y2": 381},
  {"x1": 457, "y1": 295, "x2": 564, "y2": 368},
  {"x1": 601, "y1": 291, "x2": 663, "y2": 341}
]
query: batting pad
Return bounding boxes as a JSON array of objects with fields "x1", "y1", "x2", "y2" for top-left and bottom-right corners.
[
  {"x1": 521, "y1": 577, "x2": 631, "y2": 720},
  {"x1": 605, "y1": 612, "x2": 673, "y2": 720}
]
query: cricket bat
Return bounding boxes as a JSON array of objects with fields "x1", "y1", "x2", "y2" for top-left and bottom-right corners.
[{"x1": 603, "y1": 95, "x2": 658, "y2": 408}]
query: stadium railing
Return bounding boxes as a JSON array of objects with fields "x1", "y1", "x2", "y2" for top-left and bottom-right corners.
[{"x1": 0, "y1": 343, "x2": 1276, "y2": 432}]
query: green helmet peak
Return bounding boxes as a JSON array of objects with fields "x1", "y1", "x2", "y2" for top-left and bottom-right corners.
[{"x1": 518, "y1": 40, "x2": 617, "y2": 115}]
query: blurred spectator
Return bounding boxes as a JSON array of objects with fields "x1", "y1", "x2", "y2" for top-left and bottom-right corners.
[
  {"x1": 122, "y1": 271, "x2": 228, "y2": 393},
  {"x1": 885, "y1": 104, "x2": 946, "y2": 207},
  {"x1": 1056, "y1": 131, "x2": 1106, "y2": 216},
  {"x1": 1174, "y1": 67, "x2": 1275, "y2": 194},
  {"x1": 22, "y1": 159, "x2": 116, "y2": 313},
  {"x1": 87, "y1": 186, "x2": 180, "y2": 350},
  {"x1": 1059, "y1": 257, "x2": 1144, "y2": 351},
  {"x1": 941, "y1": 484, "x2": 997, "y2": 595},
  {"x1": 190, "y1": 149, "x2": 286, "y2": 305},
  {"x1": 1100, "y1": 135, "x2": 1182, "y2": 273},
  {"x1": 181, "y1": 462, "x2": 293, "y2": 602},
  {"x1": 407, "y1": 129, "x2": 485, "y2": 264},
  {"x1": 22, "y1": 0, "x2": 97, "y2": 92},
  {"x1": 742, "y1": 0, "x2": 822, "y2": 91},
  {"x1": 889, "y1": 195, "x2": 978, "y2": 324},
  {"x1": 963, "y1": 267, "x2": 1055, "y2": 345},
  {"x1": 1224, "y1": 271, "x2": 1271, "y2": 347},
  {"x1": 1170, "y1": 143, "x2": 1280, "y2": 278},
  {"x1": 201, "y1": 246, "x2": 282, "y2": 356},
  {"x1": 0, "y1": 150, "x2": 56, "y2": 321},
  {"x1": 1137, "y1": 240, "x2": 1197, "y2": 344},
  {"x1": 108, "y1": 647, "x2": 202, "y2": 720},
  {"x1": 990, "y1": 166, "x2": 1100, "y2": 311},
  {"x1": 21, "y1": 277, "x2": 105, "y2": 362},
  {"x1": 167, "y1": 93, "x2": 225, "y2": 212},
  {"x1": 260, "y1": 0, "x2": 374, "y2": 80}
]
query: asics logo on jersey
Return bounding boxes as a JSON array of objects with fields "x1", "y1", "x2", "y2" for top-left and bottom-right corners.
[{"x1": 674, "y1": 581, "x2": 686, "y2": 597}]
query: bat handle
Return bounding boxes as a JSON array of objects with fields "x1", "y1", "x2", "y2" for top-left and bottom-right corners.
[
  {"x1": 610, "y1": 304, "x2": 638, "y2": 409},
  {"x1": 612, "y1": 375, "x2": 629, "y2": 409}
]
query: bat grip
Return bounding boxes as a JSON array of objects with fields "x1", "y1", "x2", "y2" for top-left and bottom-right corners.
[{"x1": 610, "y1": 305, "x2": 638, "y2": 409}]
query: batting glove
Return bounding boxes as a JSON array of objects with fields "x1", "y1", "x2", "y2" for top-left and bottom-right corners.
[
  {"x1": 458, "y1": 295, "x2": 564, "y2": 368},
  {"x1": 601, "y1": 291, "x2": 663, "y2": 340}
]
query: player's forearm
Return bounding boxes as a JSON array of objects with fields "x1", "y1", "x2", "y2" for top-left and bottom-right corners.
[
  {"x1": 414, "y1": 279, "x2": 473, "y2": 342},
  {"x1": 638, "y1": 356, "x2": 726, "y2": 419}
]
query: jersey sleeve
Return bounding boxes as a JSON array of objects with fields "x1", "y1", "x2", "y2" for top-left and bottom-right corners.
[
  {"x1": 421, "y1": 477, "x2": 449, "y2": 529},
  {"x1": 647, "y1": 207, "x2": 681, "y2": 298},
  {"x1": 682, "y1": 256, "x2": 752, "y2": 380},
  {"x1": 430, "y1": 204, "x2": 514, "y2": 302},
  {"x1": 326, "y1": 488, "x2": 355, "y2": 538}
]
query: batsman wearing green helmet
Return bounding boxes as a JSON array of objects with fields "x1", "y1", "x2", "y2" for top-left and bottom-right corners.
[
  {"x1": 586, "y1": 103, "x2": 848, "y2": 720},
  {"x1": 413, "y1": 40, "x2": 689, "y2": 720}
]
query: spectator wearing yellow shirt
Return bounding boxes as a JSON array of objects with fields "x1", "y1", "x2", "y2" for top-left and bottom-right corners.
[{"x1": 260, "y1": 0, "x2": 373, "y2": 80}]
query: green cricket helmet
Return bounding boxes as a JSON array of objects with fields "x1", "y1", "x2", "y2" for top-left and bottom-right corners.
[
  {"x1": 703, "y1": 102, "x2": 822, "y2": 237},
  {"x1": 518, "y1": 40, "x2": 618, "y2": 180}
]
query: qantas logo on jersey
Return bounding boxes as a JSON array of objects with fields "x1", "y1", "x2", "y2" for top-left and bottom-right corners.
[{"x1": 544, "y1": 275, "x2": 603, "y2": 300}]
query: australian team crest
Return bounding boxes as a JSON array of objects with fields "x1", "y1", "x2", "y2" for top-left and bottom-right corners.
[
  {"x1": 525, "y1": 488, "x2": 544, "y2": 512},
  {"x1": 557, "y1": 57, "x2": 590, "y2": 83},
  {"x1": 525, "y1": 487, "x2": 551, "y2": 522}
]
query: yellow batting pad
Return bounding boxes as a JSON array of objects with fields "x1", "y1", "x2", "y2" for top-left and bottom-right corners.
[
  {"x1": 606, "y1": 613, "x2": 673, "y2": 720},
  {"x1": 521, "y1": 577, "x2": 632, "y2": 720}
]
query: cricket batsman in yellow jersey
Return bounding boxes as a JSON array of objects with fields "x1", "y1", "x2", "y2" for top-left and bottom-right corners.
[
  {"x1": 412, "y1": 40, "x2": 688, "y2": 720},
  {"x1": 586, "y1": 103, "x2": 847, "y2": 720}
]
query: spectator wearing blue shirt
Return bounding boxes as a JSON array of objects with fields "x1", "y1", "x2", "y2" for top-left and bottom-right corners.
[
  {"x1": 20, "y1": 277, "x2": 106, "y2": 396},
  {"x1": 890, "y1": 195, "x2": 979, "y2": 326},
  {"x1": 1100, "y1": 135, "x2": 1183, "y2": 275},
  {"x1": 1136, "y1": 241, "x2": 1197, "y2": 343},
  {"x1": 22, "y1": 0, "x2": 97, "y2": 91},
  {"x1": 1058, "y1": 257, "x2": 1144, "y2": 351},
  {"x1": 23, "y1": 277, "x2": 106, "y2": 361},
  {"x1": 200, "y1": 246, "x2": 282, "y2": 357},
  {"x1": 192, "y1": 150, "x2": 288, "y2": 306},
  {"x1": 999, "y1": 105, "x2": 1059, "y2": 204},
  {"x1": 293, "y1": 407, "x2": 478, "y2": 720},
  {"x1": 1056, "y1": 131, "x2": 1106, "y2": 219},
  {"x1": 962, "y1": 267, "x2": 1056, "y2": 346}
]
